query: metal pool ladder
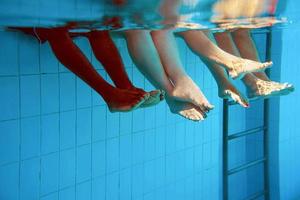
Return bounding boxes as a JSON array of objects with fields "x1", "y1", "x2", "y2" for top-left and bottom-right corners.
[{"x1": 222, "y1": 30, "x2": 272, "y2": 200}]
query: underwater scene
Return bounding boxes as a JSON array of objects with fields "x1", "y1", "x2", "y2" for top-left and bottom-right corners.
[{"x1": 0, "y1": 0, "x2": 300, "y2": 200}]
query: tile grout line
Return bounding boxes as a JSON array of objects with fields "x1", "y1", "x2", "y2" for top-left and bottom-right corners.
[
  {"x1": 17, "y1": 31, "x2": 21, "y2": 200},
  {"x1": 89, "y1": 47, "x2": 93, "y2": 200},
  {"x1": 38, "y1": 35, "x2": 43, "y2": 200},
  {"x1": 57, "y1": 56, "x2": 61, "y2": 199}
]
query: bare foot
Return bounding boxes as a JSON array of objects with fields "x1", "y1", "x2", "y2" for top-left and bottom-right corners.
[
  {"x1": 166, "y1": 96, "x2": 206, "y2": 121},
  {"x1": 130, "y1": 87, "x2": 164, "y2": 108},
  {"x1": 227, "y1": 58, "x2": 272, "y2": 80},
  {"x1": 218, "y1": 82, "x2": 249, "y2": 108},
  {"x1": 105, "y1": 89, "x2": 149, "y2": 112},
  {"x1": 246, "y1": 79, "x2": 294, "y2": 100},
  {"x1": 170, "y1": 76, "x2": 214, "y2": 112}
]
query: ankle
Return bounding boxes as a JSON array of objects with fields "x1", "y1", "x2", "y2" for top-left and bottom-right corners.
[{"x1": 243, "y1": 75, "x2": 259, "y2": 90}]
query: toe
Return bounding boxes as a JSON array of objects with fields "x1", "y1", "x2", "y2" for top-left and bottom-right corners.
[
  {"x1": 206, "y1": 104, "x2": 214, "y2": 111},
  {"x1": 143, "y1": 93, "x2": 150, "y2": 99},
  {"x1": 263, "y1": 61, "x2": 273, "y2": 68}
]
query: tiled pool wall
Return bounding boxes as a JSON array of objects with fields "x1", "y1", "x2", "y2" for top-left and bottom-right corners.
[{"x1": 0, "y1": 30, "x2": 222, "y2": 200}]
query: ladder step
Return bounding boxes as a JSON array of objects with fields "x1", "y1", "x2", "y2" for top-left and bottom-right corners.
[
  {"x1": 244, "y1": 190, "x2": 266, "y2": 200},
  {"x1": 228, "y1": 158, "x2": 266, "y2": 175},
  {"x1": 228, "y1": 126, "x2": 266, "y2": 141}
]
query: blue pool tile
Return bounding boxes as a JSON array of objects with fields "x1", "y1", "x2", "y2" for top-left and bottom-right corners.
[
  {"x1": 194, "y1": 174, "x2": 203, "y2": 200},
  {"x1": 59, "y1": 149, "x2": 76, "y2": 188},
  {"x1": 175, "y1": 181, "x2": 185, "y2": 200},
  {"x1": 155, "y1": 158, "x2": 165, "y2": 188},
  {"x1": 76, "y1": 78, "x2": 92, "y2": 108},
  {"x1": 59, "y1": 73, "x2": 76, "y2": 111},
  {"x1": 120, "y1": 134, "x2": 132, "y2": 169},
  {"x1": 0, "y1": 32, "x2": 18, "y2": 76},
  {"x1": 60, "y1": 111, "x2": 76, "y2": 150},
  {"x1": 106, "y1": 111, "x2": 119, "y2": 139},
  {"x1": 76, "y1": 181, "x2": 91, "y2": 200},
  {"x1": 106, "y1": 138, "x2": 119, "y2": 173},
  {"x1": 19, "y1": 35, "x2": 40, "y2": 75},
  {"x1": 144, "y1": 192, "x2": 155, "y2": 200},
  {"x1": 20, "y1": 158, "x2": 40, "y2": 200},
  {"x1": 155, "y1": 103, "x2": 166, "y2": 127},
  {"x1": 155, "y1": 127, "x2": 166, "y2": 158},
  {"x1": 40, "y1": 43, "x2": 59, "y2": 73},
  {"x1": 106, "y1": 172, "x2": 119, "y2": 200},
  {"x1": 131, "y1": 164, "x2": 144, "y2": 199},
  {"x1": 0, "y1": 163, "x2": 19, "y2": 200},
  {"x1": 132, "y1": 109, "x2": 145, "y2": 132},
  {"x1": 165, "y1": 183, "x2": 176, "y2": 200},
  {"x1": 20, "y1": 75, "x2": 40, "y2": 117},
  {"x1": 92, "y1": 176, "x2": 105, "y2": 200},
  {"x1": 166, "y1": 125, "x2": 176, "y2": 154},
  {"x1": 185, "y1": 177, "x2": 194, "y2": 200},
  {"x1": 155, "y1": 187, "x2": 166, "y2": 200},
  {"x1": 92, "y1": 141, "x2": 106, "y2": 177},
  {"x1": 175, "y1": 123, "x2": 185, "y2": 151},
  {"x1": 144, "y1": 160, "x2": 155, "y2": 193},
  {"x1": 132, "y1": 132, "x2": 144, "y2": 165},
  {"x1": 185, "y1": 121, "x2": 195, "y2": 148},
  {"x1": 165, "y1": 154, "x2": 176, "y2": 184},
  {"x1": 120, "y1": 112, "x2": 132, "y2": 135},
  {"x1": 76, "y1": 145, "x2": 92, "y2": 183},
  {"x1": 145, "y1": 107, "x2": 155, "y2": 130},
  {"x1": 40, "y1": 192, "x2": 59, "y2": 200},
  {"x1": 0, "y1": 77, "x2": 20, "y2": 120},
  {"x1": 21, "y1": 117, "x2": 40, "y2": 159},
  {"x1": 41, "y1": 153, "x2": 59, "y2": 195},
  {"x1": 73, "y1": 37, "x2": 91, "y2": 60},
  {"x1": 0, "y1": 120, "x2": 20, "y2": 165},
  {"x1": 120, "y1": 168, "x2": 131, "y2": 200},
  {"x1": 185, "y1": 149, "x2": 194, "y2": 177},
  {"x1": 41, "y1": 114, "x2": 59, "y2": 155},
  {"x1": 77, "y1": 108, "x2": 92, "y2": 146},
  {"x1": 59, "y1": 186, "x2": 75, "y2": 200},
  {"x1": 211, "y1": 140, "x2": 220, "y2": 166},
  {"x1": 194, "y1": 123, "x2": 203, "y2": 146},
  {"x1": 144, "y1": 129, "x2": 156, "y2": 161},
  {"x1": 203, "y1": 143, "x2": 212, "y2": 170},
  {"x1": 132, "y1": 68, "x2": 144, "y2": 88},
  {"x1": 175, "y1": 151, "x2": 185, "y2": 180},
  {"x1": 92, "y1": 105, "x2": 106, "y2": 141},
  {"x1": 41, "y1": 74, "x2": 59, "y2": 114}
]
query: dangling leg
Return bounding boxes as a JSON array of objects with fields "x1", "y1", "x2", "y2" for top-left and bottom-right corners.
[
  {"x1": 232, "y1": 29, "x2": 271, "y2": 81},
  {"x1": 231, "y1": 29, "x2": 294, "y2": 95},
  {"x1": 180, "y1": 30, "x2": 272, "y2": 79},
  {"x1": 82, "y1": 30, "x2": 163, "y2": 107},
  {"x1": 176, "y1": 31, "x2": 249, "y2": 107},
  {"x1": 15, "y1": 27, "x2": 148, "y2": 112},
  {"x1": 124, "y1": 29, "x2": 206, "y2": 121},
  {"x1": 151, "y1": 30, "x2": 214, "y2": 112},
  {"x1": 231, "y1": 29, "x2": 293, "y2": 99}
]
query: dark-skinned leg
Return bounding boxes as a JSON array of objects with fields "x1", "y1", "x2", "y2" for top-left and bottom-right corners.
[
  {"x1": 15, "y1": 27, "x2": 148, "y2": 112},
  {"x1": 84, "y1": 30, "x2": 163, "y2": 107}
]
